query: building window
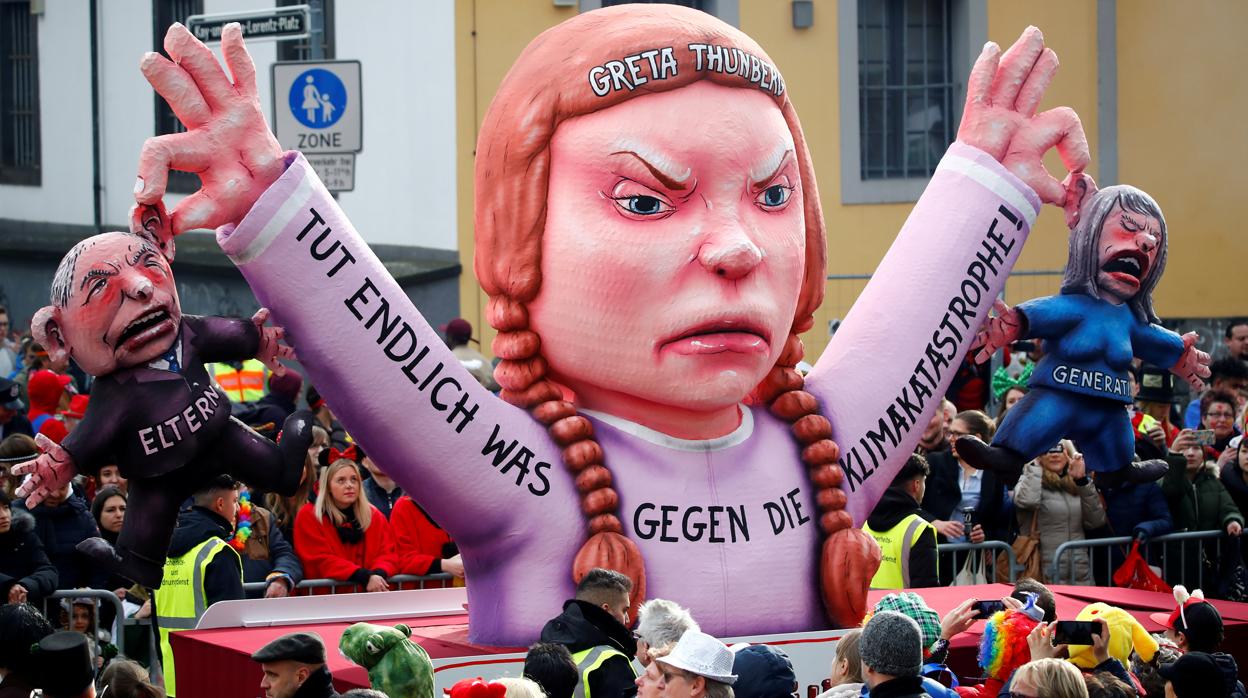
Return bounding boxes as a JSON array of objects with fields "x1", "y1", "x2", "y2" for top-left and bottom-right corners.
[
  {"x1": 278, "y1": 0, "x2": 334, "y2": 62},
  {"x1": 0, "y1": 0, "x2": 40, "y2": 186},
  {"x1": 857, "y1": 0, "x2": 952, "y2": 180},
  {"x1": 153, "y1": 0, "x2": 203, "y2": 193},
  {"x1": 837, "y1": 0, "x2": 985, "y2": 204}
]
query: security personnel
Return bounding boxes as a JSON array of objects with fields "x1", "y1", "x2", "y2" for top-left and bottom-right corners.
[
  {"x1": 211, "y1": 358, "x2": 268, "y2": 403},
  {"x1": 540, "y1": 568, "x2": 638, "y2": 698},
  {"x1": 154, "y1": 475, "x2": 245, "y2": 696},
  {"x1": 864, "y1": 455, "x2": 939, "y2": 589}
]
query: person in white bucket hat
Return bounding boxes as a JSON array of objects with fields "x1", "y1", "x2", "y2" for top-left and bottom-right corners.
[{"x1": 656, "y1": 629, "x2": 737, "y2": 698}]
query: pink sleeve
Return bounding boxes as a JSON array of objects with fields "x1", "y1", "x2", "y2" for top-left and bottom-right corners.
[
  {"x1": 216, "y1": 153, "x2": 563, "y2": 545},
  {"x1": 805, "y1": 142, "x2": 1041, "y2": 525}
]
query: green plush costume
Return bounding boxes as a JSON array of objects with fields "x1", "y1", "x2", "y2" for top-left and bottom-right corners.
[{"x1": 340, "y1": 622, "x2": 435, "y2": 698}]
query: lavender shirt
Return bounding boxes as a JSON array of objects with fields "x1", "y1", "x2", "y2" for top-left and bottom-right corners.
[{"x1": 216, "y1": 141, "x2": 1040, "y2": 645}]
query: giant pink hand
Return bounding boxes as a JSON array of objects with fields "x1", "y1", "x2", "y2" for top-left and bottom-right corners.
[
  {"x1": 135, "y1": 22, "x2": 283, "y2": 234},
  {"x1": 12, "y1": 434, "x2": 77, "y2": 507},
  {"x1": 970, "y1": 298, "x2": 1022, "y2": 364},
  {"x1": 251, "y1": 308, "x2": 297, "y2": 376},
  {"x1": 1170, "y1": 332, "x2": 1212, "y2": 391},
  {"x1": 957, "y1": 27, "x2": 1090, "y2": 205}
]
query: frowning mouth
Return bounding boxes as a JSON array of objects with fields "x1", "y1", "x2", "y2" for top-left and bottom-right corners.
[
  {"x1": 660, "y1": 318, "x2": 771, "y2": 356},
  {"x1": 115, "y1": 305, "x2": 176, "y2": 351}
]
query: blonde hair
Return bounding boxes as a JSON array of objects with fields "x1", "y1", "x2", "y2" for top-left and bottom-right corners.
[
  {"x1": 270, "y1": 425, "x2": 329, "y2": 530},
  {"x1": 474, "y1": 1, "x2": 863, "y2": 627},
  {"x1": 1039, "y1": 439, "x2": 1080, "y2": 495},
  {"x1": 315, "y1": 458, "x2": 371, "y2": 530},
  {"x1": 497, "y1": 677, "x2": 547, "y2": 698},
  {"x1": 832, "y1": 628, "x2": 863, "y2": 684},
  {"x1": 1011, "y1": 659, "x2": 1088, "y2": 698}
]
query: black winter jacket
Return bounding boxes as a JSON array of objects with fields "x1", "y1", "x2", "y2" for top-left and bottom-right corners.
[
  {"x1": 540, "y1": 600, "x2": 637, "y2": 698},
  {"x1": 0, "y1": 508, "x2": 58, "y2": 603},
  {"x1": 1212, "y1": 652, "x2": 1248, "y2": 698},
  {"x1": 292, "y1": 665, "x2": 342, "y2": 698},
  {"x1": 923, "y1": 450, "x2": 1008, "y2": 541},
  {"x1": 866, "y1": 487, "x2": 939, "y2": 588},
  {"x1": 15, "y1": 494, "x2": 104, "y2": 589},
  {"x1": 241, "y1": 507, "x2": 304, "y2": 598},
  {"x1": 159, "y1": 506, "x2": 244, "y2": 608}
]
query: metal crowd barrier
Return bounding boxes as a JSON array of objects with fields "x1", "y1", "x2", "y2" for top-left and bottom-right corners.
[
  {"x1": 43, "y1": 588, "x2": 128, "y2": 657},
  {"x1": 241, "y1": 572, "x2": 455, "y2": 595},
  {"x1": 936, "y1": 541, "x2": 1019, "y2": 584},
  {"x1": 1048, "y1": 530, "x2": 1227, "y2": 586}
]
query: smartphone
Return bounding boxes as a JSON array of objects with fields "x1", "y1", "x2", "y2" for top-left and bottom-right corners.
[
  {"x1": 1194, "y1": 429, "x2": 1216, "y2": 447},
  {"x1": 1052, "y1": 620, "x2": 1101, "y2": 645},
  {"x1": 972, "y1": 600, "x2": 1006, "y2": 619}
]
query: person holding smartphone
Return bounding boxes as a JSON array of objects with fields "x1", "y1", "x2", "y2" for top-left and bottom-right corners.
[
  {"x1": 1014, "y1": 440, "x2": 1106, "y2": 584},
  {"x1": 1163, "y1": 429, "x2": 1244, "y2": 589}
]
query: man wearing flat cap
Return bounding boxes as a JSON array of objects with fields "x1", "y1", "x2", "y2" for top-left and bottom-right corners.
[
  {"x1": 252, "y1": 631, "x2": 343, "y2": 698},
  {"x1": 0, "y1": 377, "x2": 32, "y2": 440}
]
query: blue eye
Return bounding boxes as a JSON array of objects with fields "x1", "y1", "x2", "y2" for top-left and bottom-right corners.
[
  {"x1": 611, "y1": 193, "x2": 674, "y2": 218},
  {"x1": 758, "y1": 184, "x2": 791, "y2": 208},
  {"x1": 625, "y1": 196, "x2": 665, "y2": 215}
]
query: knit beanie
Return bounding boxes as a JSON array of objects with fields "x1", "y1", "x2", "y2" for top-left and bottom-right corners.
[{"x1": 859, "y1": 611, "x2": 922, "y2": 677}]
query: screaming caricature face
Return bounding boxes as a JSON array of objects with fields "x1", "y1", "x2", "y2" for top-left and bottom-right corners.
[
  {"x1": 1095, "y1": 202, "x2": 1163, "y2": 305},
  {"x1": 33, "y1": 231, "x2": 182, "y2": 377}
]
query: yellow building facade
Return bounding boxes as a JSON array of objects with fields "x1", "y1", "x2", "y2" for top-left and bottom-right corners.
[{"x1": 455, "y1": 0, "x2": 1247, "y2": 361}]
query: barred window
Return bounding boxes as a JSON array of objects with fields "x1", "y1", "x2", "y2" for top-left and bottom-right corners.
[
  {"x1": 278, "y1": 0, "x2": 335, "y2": 62},
  {"x1": 153, "y1": 0, "x2": 203, "y2": 193},
  {"x1": 857, "y1": 0, "x2": 954, "y2": 180},
  {"x1": 0, "y1": 0, "x2": 40, "y2": 186}
]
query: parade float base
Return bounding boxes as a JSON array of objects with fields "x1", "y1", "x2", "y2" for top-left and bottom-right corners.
[{"x1": 170, "y1": 585, "x2": 1248, "y2": 697}]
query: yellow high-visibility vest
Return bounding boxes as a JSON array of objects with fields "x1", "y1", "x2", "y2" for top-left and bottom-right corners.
[
  {"x1": 211, "y1": 359, "x2": 267, "y2": 403},
  {"x1": 864, "y1": 513, "x2": 937, "y2": 589},
  {"x1": 155, "y1": 537, "x2": 241, "y2": 697},
  {"x1": 571, "y1": 646, "x2": 637, "y2": 698}
]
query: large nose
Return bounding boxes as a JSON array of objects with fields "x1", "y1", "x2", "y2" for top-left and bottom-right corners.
[
  {"x1": 123, "y1": 268, "x2": 154, "y2": 301},
  {"x1": 1136, "y1": 229, "x2": 1158, "y2": 254},
  {"x1": 697, "y1": 228, "x2": 763, "y2": 280}
]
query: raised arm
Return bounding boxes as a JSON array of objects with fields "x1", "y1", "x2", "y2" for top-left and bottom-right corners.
[
  {"x1": 806, "y1": 27, "x2": 1088, "y2": 525},
  {"x1": 134, "y1": 23, "x2": 562, "y2": 546}
]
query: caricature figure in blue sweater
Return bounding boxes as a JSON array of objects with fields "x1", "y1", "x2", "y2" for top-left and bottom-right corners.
[{"x1": 957, "y1": 175, "x2": 1211, "y2": 487}]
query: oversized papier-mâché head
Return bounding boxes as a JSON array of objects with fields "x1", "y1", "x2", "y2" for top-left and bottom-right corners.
[
  {"x1": 1062, "y1": 180, "x2": 1167, "y2": 323},
  {"x1": 473, "y1": 3, "x2": 862, "y2": 622},
  {"x1": 32, "y1": 205, "x2": 180, "y2": 377}
]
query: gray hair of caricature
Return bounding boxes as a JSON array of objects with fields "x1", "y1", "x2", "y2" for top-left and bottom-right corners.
[
  {"x1": 636, "y1": 598, "x2": 700, "y2": 650},
  {"x1": 49, "y1": 232, "x2": 160, "y2": 309},
  {"x1": 1061, "y1": 184, "x2": 1167, "y2": 325}
]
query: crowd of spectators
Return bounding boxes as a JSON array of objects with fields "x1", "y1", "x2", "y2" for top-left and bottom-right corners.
[{"x1": 867, "y1": 321, "x2": 1248, "y2": 596}]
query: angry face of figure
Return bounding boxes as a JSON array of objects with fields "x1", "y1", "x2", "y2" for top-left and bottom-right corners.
[{"x1": 33, "y1": 232, "x2": 182, "y2": 377}]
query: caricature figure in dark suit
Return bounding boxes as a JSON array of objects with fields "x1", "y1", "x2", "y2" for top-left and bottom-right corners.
[{"x1": 14, "y1": 205, "x2": 312, "y2": 587}]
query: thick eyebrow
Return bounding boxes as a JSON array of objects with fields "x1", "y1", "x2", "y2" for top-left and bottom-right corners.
[
  {"x1": 126, "y1": 242, "x2": 157, "y2": 266},
  {"x1": 750, "y1": 148, "x2": 795, "y2": 189},
  {"x1": 609, "y1": 150, "x2": 691, "y2": 191}
]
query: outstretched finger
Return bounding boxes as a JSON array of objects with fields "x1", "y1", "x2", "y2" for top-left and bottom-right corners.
[
  {"x1": 136, "y1": 132, "x2": 213, "y2": 204},
  {"x1": 164, "y1": 23, "x2": 234, "y2": 109},
  {"x1": 221, "y1": 23, "x2": 257, "y2": 98},
  {"x1": 252, "y1": 308, "x2": 270, "y2": 326},
  {"x1": 964, "y1": 41, "x2": 1001, "y2": 109},
  {"x1": 1014, "y1": 48, "x2": 1058, "y2": 117},
  {"x1": 990, "y1": 26, "x2": 1046, "y2": 108},
  {"x1": 141, "y1": 52, "x2": 211, "y2": 128}
]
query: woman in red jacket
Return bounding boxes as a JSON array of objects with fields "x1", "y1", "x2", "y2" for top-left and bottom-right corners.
[
  {"x1": 294, "y1": 458, "x2": 398, "y2": 592},
  {"x1": 391, "y1": 495, "x2": 464, "y2": 578}
]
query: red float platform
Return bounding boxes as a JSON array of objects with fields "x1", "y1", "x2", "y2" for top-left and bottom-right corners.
[{"x1": 169, "y1": 585, "x2": 1248, "y2": 697}]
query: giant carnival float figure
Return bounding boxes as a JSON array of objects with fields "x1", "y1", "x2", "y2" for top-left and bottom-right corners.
[
  {"x1": 19, "y1": 6, "x2": 1100, "y2": 644},
  {"x1": 13, "y1": 204, "x2": 314, "y2": 589},
  {"x1": 957, "y1": 177, "x2": 1211, "y2": 486}
]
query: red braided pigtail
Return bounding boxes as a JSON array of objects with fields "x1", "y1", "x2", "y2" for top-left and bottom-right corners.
[
  {"x1": 756, "y1": 332, "x2": 881, "y2": 627},
  {"x1": 490, "y1": 296, "x2": 647, "y2": 615}
]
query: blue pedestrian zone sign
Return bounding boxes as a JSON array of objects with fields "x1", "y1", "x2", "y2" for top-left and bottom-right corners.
[
  {"x1": 272, "y1": 60, "x2": 362, "y2": 154},
  {"x1": 290, "y1": 68, "x2": 347, "y2": 129}
]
